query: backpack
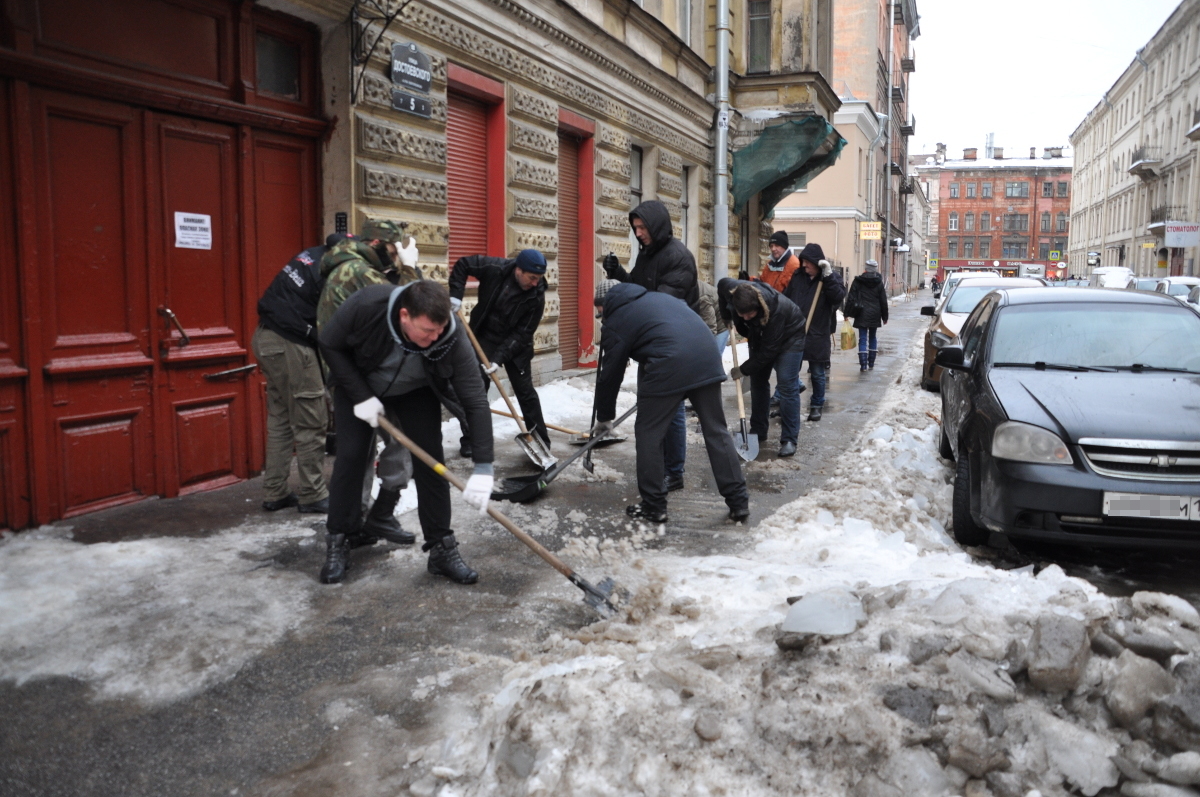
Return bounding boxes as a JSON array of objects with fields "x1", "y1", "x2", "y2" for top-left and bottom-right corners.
[{"x1": 844, "y1": 280, "x2": 863, "y2": 318}]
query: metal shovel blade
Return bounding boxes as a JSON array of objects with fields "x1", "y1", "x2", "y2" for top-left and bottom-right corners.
[
  {"x1": 517, "y1": 432, "x2": 557, "y2": 471},
  {"x1": 566, "y1": 433, "x2": 626, "y2": 447},
  {"x1": 735, "y1": 419, "x2": 759, "y2": 461},
  {"x1": 491, "y1": 471, "x2": 549, "y2": 504},
  {"x1": 575, "y1": 575, "x2": 618, "y2": 617}
]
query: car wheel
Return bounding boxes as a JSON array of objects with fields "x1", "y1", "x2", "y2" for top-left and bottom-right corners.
[
  {"x1": 952, "y1": 454, "x2": 988, "y2": 546},
  {"x1": 939, "y1": 426, "x2": 954, "y2": 460}
]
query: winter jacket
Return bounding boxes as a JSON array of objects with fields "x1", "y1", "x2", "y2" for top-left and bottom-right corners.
[
  {"x1": 716, "y1": 278, "x2": 806, "y2": 377},
  {"x1": 609, "y1": 200, "x2": 700, "y2": 312},
  {"x1": 316, "y1": 239, "x2": 389, "y2": 330},
  {"x1": 783, "y1": 267, "x2": 846, "y2": 364},
  {"x1": 447, "y1": 255, "x2": 546, "y2": 366},
  {"x1": 257, "y1": 244, "x2": 329, "y2": 347},
  {"x1": 845, "y1": 271, "x2": 889, "y2": 329},
  {"x1": 593, "y1": 283, "x2": 725, "y2": 422},
  {"x1": 319, "y1": 283, "x2": 493, "y2": 464},
  {"x1": 756, "y1": 251, "x2": 800, "y2": 295},
  {"x1": 695, "y1": 281, "x2": 724, "y2": 336}
]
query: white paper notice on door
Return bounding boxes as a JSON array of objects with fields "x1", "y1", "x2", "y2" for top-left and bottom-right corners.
[{"x1": 174, "y1": 212, "x2": 212, "y2": 250}]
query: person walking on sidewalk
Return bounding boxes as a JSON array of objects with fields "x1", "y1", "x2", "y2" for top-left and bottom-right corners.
[
  {"x1": 844, "y1": 259, "x2": 889, "y2": 371},
  {"x1": 601, "y1": 199, "x2": 700, "y2": 493},
  {"x1": 448, "y1": 249, "x2": 549, "y2": 459},
  {"x1": 318, "y1": 280, "x2": 494, "y2": 585},
  {"x1": 783, "y1": 243, "x2": 845, "y2": 422},
  {"x1": 592, "y1": 282, "x2": 749, "y2": 524},
  {"x1": 718, "y1": 278, "x2": 807, "y2": 458},
  {"x1": 253, "y1": 234, "x2": 346, "y2": 515},
  {"x1": 318, "y1": 220, "x2": 421, "y2": 548}
]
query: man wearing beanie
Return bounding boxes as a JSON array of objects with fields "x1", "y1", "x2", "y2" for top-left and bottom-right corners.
[
  {"x1": 448, "y1": 249, "x2": 550, "y2": 455},
  {"x1": 755, "y1": 230, "x2": 801, "y2": 294},
  {"x1": 783, "y1": 242, "x2": 846, "y2": 422}
]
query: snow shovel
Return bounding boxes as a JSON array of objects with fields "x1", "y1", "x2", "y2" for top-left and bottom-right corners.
[
  {"x1": 488, "y1": 409, "x2": 626, "y2": 448},
  {"x1": 727, "y1": 327, "x2": 759, "y2": 461},
  {"x1": 491, "y1": 403, "x2": 637, "y2": 503},
  {"x1": 456, "y1": 310, "x2": 556, "y2": 471},
  {"x1": 376, "y1": 416, "x2": 618, "y2": 617}
]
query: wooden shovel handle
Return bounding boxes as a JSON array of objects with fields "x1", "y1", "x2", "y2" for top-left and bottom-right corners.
[
  {"x1": 490, "y1": 408, "x2": 580, "y2": 436},
  {"x1": 803, "y1": 279, "x2": 824, "y2": 334},
  {"x1": 727, "y1": 324, "x2": 748, "y2": 420},
  {"x1": 456, "y1": 309, "x2": 527, "y2": 433}
]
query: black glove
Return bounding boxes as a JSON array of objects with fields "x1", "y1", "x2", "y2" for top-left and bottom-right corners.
[
  {"x1": 602, "y1": 252, "x2": 621, "y2": 278},
  {"x1": 730, "y1": 365, "x2": 743, "y2": 381}
]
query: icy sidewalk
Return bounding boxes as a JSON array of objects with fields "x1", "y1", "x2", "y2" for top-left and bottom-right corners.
[{"x1": 352, "y1": 334, "x2": 1200, "y2": 797}]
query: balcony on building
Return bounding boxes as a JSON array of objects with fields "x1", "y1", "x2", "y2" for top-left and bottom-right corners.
[
  {"x1": 1147, "y1": 204, "x2": 1186, "y2": 234},
  {"x1": 1128, "y1": 145, "x2": 1163, "y2": 179},
  {"x1": 890, "y1": 161, "x2": 904, "y2": 175},
  {"x1": 901, "y1": 56, "x2": 915, "y2": 73},
  {"x1": 1188, "y1": 109, "x2": 1200, "y2": 142},
  {"x1": 899, "y1": 114, "x2": 915, "y2": 137},
  {"x1": 890, "y1": 85, "x2": 905, "y2": 103},
  {"x1": 898, "y1": 177, "x2": 915, "y2": 194}
]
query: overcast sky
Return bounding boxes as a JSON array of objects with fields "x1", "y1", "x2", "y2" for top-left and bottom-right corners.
[{"x1": 909, "y1": 0, "x2": 1183, "y2": 158}]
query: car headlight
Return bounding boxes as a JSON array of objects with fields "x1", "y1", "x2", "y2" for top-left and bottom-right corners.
[
  {"x1": 991, "y1": 421, "x2": 1073, "y2": 465},
  {"x1": 930, "y1": 330, "x2": 954, "y2": 349}
]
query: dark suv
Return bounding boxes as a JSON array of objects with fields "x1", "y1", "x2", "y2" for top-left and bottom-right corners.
[{"x1": 937, "y1": 288, "x2": 1200, "y2": 549}]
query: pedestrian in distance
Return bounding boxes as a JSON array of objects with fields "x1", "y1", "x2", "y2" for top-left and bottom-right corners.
[
  {"x1": 783, "y1": 243, "x2": 846, "y2": 422},
  {"x1": 602, "y1": 199, "x2": 701, "y2": 493},
  {"x1": 318, "y1": 279, "x2": 494, "y2": 585},
  {"x1": 592, "y1": 281, "x2": 750, "y2": 524},
  {"x1": 317, "y1": 219, "x2": 423, "y2": 551},
  {"x1": 252, "y1": 233, "x2": 347, "y2": 515},
  {"x1": 844, "y1": 259, "x2": 889, "y2": 371},
  {"x1": 718, "y1": 278, "x2": 807, "y2": 458},
  {"x1": 448, "y1": 249, "x2": 550, "y2": 458}
]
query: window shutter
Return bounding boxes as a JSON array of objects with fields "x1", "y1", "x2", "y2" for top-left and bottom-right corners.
[
  {"x1": 447, "y1": 93, "x2": 489, "y2": 265},
  {"x1": 558, "y1": 132, "x2": 580, "y2": 369}
]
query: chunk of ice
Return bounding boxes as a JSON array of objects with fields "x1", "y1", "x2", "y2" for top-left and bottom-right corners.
[
  {"x1": 781, "y1": 587, "x2": 866, "y2": 635},
  {"x1": 868, "y1": 425, "x2": 894, "y2": 442}
]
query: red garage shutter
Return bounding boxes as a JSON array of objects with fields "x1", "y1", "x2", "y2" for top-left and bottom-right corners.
[
  {"x1": 447, "y1": 93, "x2": 489, "y2": 265},
  {"x1": 557, "y1": 132, "x2": 580, "y2": 369}
]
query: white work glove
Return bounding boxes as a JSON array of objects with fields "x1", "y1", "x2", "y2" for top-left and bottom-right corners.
[
  {"x1": 450, "y1": 296, "x2": 463, "y2": 313},
  {"x1": 592, "y1": 419, "x2": 615, "y2": 439},
  {"x1": 462, "y1": 473, "x2": 493, "y2": 515},
  {"x1": 483, "y1": 362, "x2": 500, "y2": 375},
  {"x1": 819, "y1": 259, "x2": 833, "y2": 279},
  {"x1": 398, "y1": 236, "x2": 419, "y2": 267},
  {"x1": 353, "y1": 396, "x2": 384, "y2": 428}
]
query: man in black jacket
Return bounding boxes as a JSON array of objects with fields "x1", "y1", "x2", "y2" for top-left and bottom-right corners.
[
  {"x1": 252, "y1": 233, "x2": 346, "y2": 514},
  {"x1": 448, "y1": 249, "x2": 549, "y2": 456},
  {"x1": 602, "y1": 200, "x2": 700, "y2": 492},
  {"x1": 718, "y1": 279, "x2": 807, "y2": 458},
  {"x1": 593, "y1": 283, "x2": 749, "y2": 524},
  {"x1": 783, "y1": 243, "x2": 846, "y2": 422},
  {"x1": 318, "y1": 280, "x2": 494, "y2": 586}
]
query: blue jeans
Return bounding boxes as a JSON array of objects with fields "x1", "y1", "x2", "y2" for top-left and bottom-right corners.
[
  {"x1": 749, "y1": 344, "x2": 803, "y2": 445},
  {"x1": 666, "y1": 402, "x2": 686, "y2": 477},
  {"x1": 806, "y1": 360, "x2": 829, "y2": 407},
  {"x1": 857, "y1": 326, "x2": 878, "y2": 353}
]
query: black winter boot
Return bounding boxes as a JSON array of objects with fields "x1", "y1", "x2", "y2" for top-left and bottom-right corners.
[
  {"x1": 319, "y1": 532, "x2": 350, "y2": 584},
  {"x1": 362, "y1": 488, "x2": 415, "y2": 544},
  {"x1": 858, "y1": 352, "x2": 869, "y2": 372},
  {"x1": 425, "y1": 534, "x2": 478, "y2": 584},
  {"x1": 808, "y1": 405, "x2": 823, "y2": 422},
  {"x1": 868, "y1": 350, "x2": 878, "y2": 369},
  {"x1": 626, "y1": 502, "x2": 668, "y2": 523}
]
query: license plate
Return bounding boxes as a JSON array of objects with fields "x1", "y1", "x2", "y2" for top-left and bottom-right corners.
[{"x1": 1103, "y1": 492, "x2": 1200, "y2": 521}]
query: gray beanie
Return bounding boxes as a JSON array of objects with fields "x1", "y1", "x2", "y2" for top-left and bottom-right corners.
[
  {"x1": 864, "y1": 259, "x2": 879, "y2": 272},
  {"x1": 594, "y1": 278, "x2": 620, "y2": 305}
]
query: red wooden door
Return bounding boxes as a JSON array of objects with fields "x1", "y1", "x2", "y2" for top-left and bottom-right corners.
[
  {"x1": 557, "y1": 133, "x2": 581, "y2": 369},
  {"x1": 446, "y1": 93, "x2": 489, "y2": 266},
  {"x1": 147, "y1": 112, "x2": 250, "y2": 496},
  {"x1": 29, "y1": 89, "x2": 156, "y2": 518}
]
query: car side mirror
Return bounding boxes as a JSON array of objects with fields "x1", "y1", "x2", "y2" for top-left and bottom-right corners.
[
  {"x1": 920, "y1": 305, "x2": 935, "y2": 316},
  {"x1": 935, "y1": 344, "x2": 968, "y2": 370}
]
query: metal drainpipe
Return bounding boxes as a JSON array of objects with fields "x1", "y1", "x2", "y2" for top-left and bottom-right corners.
[
  {"x1": 883, "y1": 0, "x2": 896, "y2": 291},
  {"x1": 713, "y1": 0, "x2": 731, "y2": 286},
  {"x1": 865, "y1": 113, "x2": 888, "y2": 264}
]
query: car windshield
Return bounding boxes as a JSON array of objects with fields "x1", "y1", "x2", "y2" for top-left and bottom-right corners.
[
  {"x1": 1136, "y1": 279, "x2": 1160, "y2": 290},
  {"x1": 989, "y1": 303, "x2": 1200, "y2": 372},
  {"x1": 1167, "y1": 283, "x2": 1193, "y2": 296},
  {"x1": 945, "y1": 285, "x2": 1001, "y2": 313}
]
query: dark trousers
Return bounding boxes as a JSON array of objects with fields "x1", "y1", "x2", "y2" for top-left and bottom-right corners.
[
  {"x1": 463, "y1": 342, "x2": 547, "y2": 444},
  {"x1": 635, "y1": 382, "x2": 749, "y2": 513},
  {"x1": 328, "y1": 387, "x2": 451, "y2": 546}
]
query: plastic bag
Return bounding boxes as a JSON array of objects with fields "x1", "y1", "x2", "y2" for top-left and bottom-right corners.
[{"x1": 840, "y1": 319, "x2": 856, "y2": 351}]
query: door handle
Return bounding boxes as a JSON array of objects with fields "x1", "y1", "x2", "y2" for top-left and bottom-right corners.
[
  {"x1": 203, "y1": 364, "x2": 258, "y2": 380},
  {"x1": 157, "y1": 306, "x2": 191, "y2": 349}
]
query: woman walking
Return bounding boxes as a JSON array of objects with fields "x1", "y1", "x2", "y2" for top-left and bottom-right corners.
[{"x1": 844, "y1": 259, "x2": 889, "y2": 371}]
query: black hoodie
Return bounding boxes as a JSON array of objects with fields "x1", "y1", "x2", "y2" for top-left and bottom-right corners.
[
  {"x1": 845, "y1": 271, "x2": 889, "y2": 329},
  {"x1": 716, "y1": 278, "x2": 806, "y2": 377},
  {"x1": 608, "y1": 200, "x2": 700, "y2": 312}
]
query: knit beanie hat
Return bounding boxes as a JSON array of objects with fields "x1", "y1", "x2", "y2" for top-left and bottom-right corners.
[
  {"x1": 864, "y1": 259, "x2": 879, "y2": 272},
  {"x1": 797, "y1": 242, "x2": 825, "y2": 265},
  {"x1": 515, "y1": 249, "x2": 547, "y2": 274},
  {"x1": 769, "y1": 230, "x2": 789, "y2": 248},
  {"x1": 594, "y1": 278, "x2": 620, "y2": 306}
]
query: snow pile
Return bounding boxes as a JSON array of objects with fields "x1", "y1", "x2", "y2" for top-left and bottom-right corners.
[
  {"x1": 359, "y1": 335, "x2": 1200, "y2": 797},
  {"x1": 0, "y1": 521, "x2": 314, "y2": 705}
]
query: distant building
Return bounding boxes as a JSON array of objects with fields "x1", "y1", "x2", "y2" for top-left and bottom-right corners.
[
  {"x1": 915, "y1": 147, "x2": 1073, "y2": 279},
  {"x1": 1069, "y1": 0, "x2": 1200, "y2": 277}
]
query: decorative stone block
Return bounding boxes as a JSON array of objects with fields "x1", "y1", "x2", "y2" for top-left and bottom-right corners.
[
  {"x1": 513, "y1": 229, "x2": 558, "y2": 255},
  {"x1": 657, "y1": 171, "x2": 683, "y2": 197},
  {"x1": 597, "y1": 179, "x2": 631, "y2": 209},
  {"x1": 597, "y1": 122, "x2": 632, "y2": 153},
  {"x1": 597, "y1": 152, "x2": 631, "y2": 181},
  {"x1": 511, "y1": 192, "x2": 558, "y2": 224},
  {"x1": 510, "y1": 121, "x2": 558, "y2": 160},
  {"x1": 360, "y1": 164, "x2": 447, "y2": 207},
  {"x1": 361, "y1": 73, "x2": 447, "y2": 124},
  {"x1": 659, "y1": 197, "x2": 681, "y2": 220},
  {"x1": 598, "y1": 209, "x2": 629, "y2": 234},
  {"x1": 358, "y1": 115, "x2": 446, "y2": 166},
  {"x1": 508, "y1": 154, "x2": 558, "y2": 193},
  {"x1": 658, "y1": 150, "x2": 683, "y2": 173},
  {"x1": 510, "y1": 87, "x2": 557, "y2": 125}
]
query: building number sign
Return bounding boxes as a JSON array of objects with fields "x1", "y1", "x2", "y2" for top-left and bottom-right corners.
[{"x1": 390, "y1": 42, "x2": 432, "y2": 119}]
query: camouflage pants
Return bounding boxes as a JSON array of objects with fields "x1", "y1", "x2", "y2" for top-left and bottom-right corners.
[{"x1": 252, "y1": 325, "x2": 329, "y2": 503}]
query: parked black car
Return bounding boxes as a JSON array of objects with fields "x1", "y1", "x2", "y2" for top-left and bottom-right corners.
[{"x1": 937, "y1": 287, "x2": 1200, "y2": 549}]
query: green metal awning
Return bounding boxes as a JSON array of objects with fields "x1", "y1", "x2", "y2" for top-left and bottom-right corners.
[{"x1": 732, "y1": 117, "x2": 846, "y2": 215}]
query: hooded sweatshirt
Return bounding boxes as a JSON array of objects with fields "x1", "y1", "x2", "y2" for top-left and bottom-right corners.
[
  {"x1": 607, "y1": 200, "x2": 701, "y2": 313},
  {"x1": 316, "y1": 239, "x2": 390, "y2": 330}
]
